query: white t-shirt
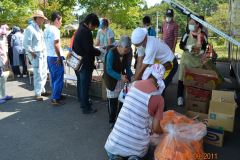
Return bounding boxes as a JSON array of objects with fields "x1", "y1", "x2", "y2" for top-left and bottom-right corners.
[
  {"x1": 139, "y1": 36, "x2": 174, "y2": 64},
  {"x1": 44, "y1": 25, "x2": 62, "y2": 57}
]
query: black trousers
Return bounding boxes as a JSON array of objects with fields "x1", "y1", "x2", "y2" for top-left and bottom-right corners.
[
  {"x1": 162, "y1": 57, "x2": 178, "y2": 96},
  {"x1": 177, "y1": 80, "x2": 184, "y2": 98},
  {"x1": 107, "y1": 98, "x2": 122, "y2": 123}
]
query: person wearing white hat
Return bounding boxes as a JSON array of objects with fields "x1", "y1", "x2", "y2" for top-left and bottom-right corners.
[
  {"x1": 105, "y1": 64, "x2": 165, "y2": 160},
  {"x1": 23, "y1": 10, "x2": 49, "y2": 101},
  {"x1": 131, "y1": 27, "x2": 178, "y2": 97}
]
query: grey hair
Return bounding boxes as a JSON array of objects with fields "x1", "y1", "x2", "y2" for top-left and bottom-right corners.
[{"x1": 118, "y1": 35, "x2": 131, "y2": 48}]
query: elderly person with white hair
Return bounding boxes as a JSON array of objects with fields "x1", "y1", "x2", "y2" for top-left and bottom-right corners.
[
  {"x1": 103, "y1": 35, "x2": 133, "y2": 130},
  {"x1": 0, "y1": 24, "x2": 13, "y2": 104},
  {"x1": 131, "y1": 27, "x2": 178, "y2": 97},
  {"x1": 104, "y1": 64, "x2": 165, "y2": 160}
]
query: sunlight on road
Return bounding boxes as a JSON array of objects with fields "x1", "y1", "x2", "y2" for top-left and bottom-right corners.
[{"x1": 0, "y1": 111, "x2": 19, "y2": 120}]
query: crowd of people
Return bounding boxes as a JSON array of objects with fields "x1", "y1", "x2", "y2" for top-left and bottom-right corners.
[{"x1": 0, "y1": 8, "x2": 209, "y2": 160}]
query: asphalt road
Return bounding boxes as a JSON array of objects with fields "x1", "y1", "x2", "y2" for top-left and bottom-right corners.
[{"x1": 0, "y1": 62, "x2": 239, "y2": 160}]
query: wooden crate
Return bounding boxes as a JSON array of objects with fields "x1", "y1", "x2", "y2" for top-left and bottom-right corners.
[{"x1": 89, "y1": 77, "x2": 107, "y2": 100}]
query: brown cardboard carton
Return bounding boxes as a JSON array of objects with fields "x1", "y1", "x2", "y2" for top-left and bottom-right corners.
[
  {"x1": 183, "y1": 67, "x2": 220, "y2": 90},
  {"x1": 186, "y1": 86, "x2": 212, "y2": 102},
  {"x1": 185, "y1": 99, "x2": 209, "y2": 114},
  {"x1": 205, "y1": 127, "x2": 224, "y2": 147},
  {"x1": 208, "y1": 90, "x2": 237, "y2": 132},
  {"x1": 185, "y1": 111, "x2": 208, "y2": 124},
  {"x1": 89, "y1": 76, "x2": 107, "y2": 100}
]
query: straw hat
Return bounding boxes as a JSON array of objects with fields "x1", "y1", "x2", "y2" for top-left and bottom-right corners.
[{"x1": 32, "y1": 10, "x2": 47, "y2": 19}]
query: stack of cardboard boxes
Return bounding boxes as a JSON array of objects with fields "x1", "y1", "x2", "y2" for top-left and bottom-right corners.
[
  {"x1": 183, "y1": 67, "x2": 219, "y2": 114},
  {"x1": 184, "y1": 68, "x2": 238, "y2": 147}
]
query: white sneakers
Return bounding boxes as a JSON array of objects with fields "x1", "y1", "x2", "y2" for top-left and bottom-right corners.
[{"x1": 177, "y1": 97, "x2": 184, "y2": 106}]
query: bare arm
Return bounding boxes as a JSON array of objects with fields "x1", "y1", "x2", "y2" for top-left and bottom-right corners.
[
  {"x1": 54, "y1": 39, "x2": 61, "y2": 57},
  {"x1": 54, "y1": 39, "x2": 63, "y2": 66},
  {"x1": 152, "y1": 118, "x2": 162, "y2": 134},
  {"x1": 95, "y1": 38, "x2": 100, "y2": 46},
  {"x1": 135, "y1": 57, "x2": 148, "y2": 80}
]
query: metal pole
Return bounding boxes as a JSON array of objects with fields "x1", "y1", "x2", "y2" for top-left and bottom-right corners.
[{"x1": 156, "y1": 11, "x2": 159, "y2": 38}]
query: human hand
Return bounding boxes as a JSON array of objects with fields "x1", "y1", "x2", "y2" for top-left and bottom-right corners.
[
  {"x1": 56, "y1": 57, "x2": 63, "y2": 66},
  {"x1": 31, "y1": 52, "x2": 37, "y2": 59},
  {"x1": 121, "y1": 75, "x2": 129, "y2": 83},
  {"x1": 191, "y1": 46, "x2": 200, "y2": 54}
]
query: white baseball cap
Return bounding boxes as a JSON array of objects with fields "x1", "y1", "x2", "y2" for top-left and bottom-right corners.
[{"x1": 131, "y1": 27, "x2": 147, "y2": 45}]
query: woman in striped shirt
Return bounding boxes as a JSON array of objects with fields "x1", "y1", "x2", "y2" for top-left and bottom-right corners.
[{"x1": 104, "y1": 64, "x2": 165, "y2": 160}]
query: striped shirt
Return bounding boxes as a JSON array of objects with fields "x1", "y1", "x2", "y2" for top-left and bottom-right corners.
[
  {"x1": 105, "y1": 86, "x2": 161, "y2": 157},
  {"x1": 162, "y1": 20, "x2": 179, "y2": 51}
]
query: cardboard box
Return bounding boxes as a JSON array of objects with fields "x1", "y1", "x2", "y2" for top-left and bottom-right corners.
[
  {"x1": 205, "y1": 127, "x2": 224, "y2": 147},
  {"x1": 186, "y1": 86, "x2": 212, "y2": 102},
  {"x1": 186, "y1": 111, "x2": 224, "y2": 147},
  {"x1": 208, "y1": 90, "x2": 237, "y2": 132},
  {"x1": 185, "y1": 111, "x2": 208, "y2": 124},
  {"x1": 183, "y1": 67, "x2": 220, "y2": 90},
  {"x1": 185, "y1": 99, "x2": 209, "y2": 114},
  {"x1": 89, "y1": 77, "x2": 107, "y2": 100}
]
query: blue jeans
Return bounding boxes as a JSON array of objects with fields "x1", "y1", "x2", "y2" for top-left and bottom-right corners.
[
  {"x1": 47, "y1": 57, "x2": 64, "y2": 100},
  {"x1": 75, "y1": 66, "x2": 93, "y2": 111}
]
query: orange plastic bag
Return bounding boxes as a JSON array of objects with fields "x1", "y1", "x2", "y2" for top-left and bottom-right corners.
[{"x1": 155, "y1": 110, "x2": 207, "y2": 160}]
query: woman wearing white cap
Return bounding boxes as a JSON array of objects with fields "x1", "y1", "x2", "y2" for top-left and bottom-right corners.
[
  {"x1": 131, "y1": 27, "x2": 178, "y2": 97},
  {"x1": 104, "y1": 64, "x2": 165, "y2": 160}
]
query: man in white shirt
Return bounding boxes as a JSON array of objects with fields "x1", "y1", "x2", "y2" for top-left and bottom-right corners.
[
  {"x1": 131, "y1": 27, "x2": 178, "y2": 96},
  {"x1": 23, "y1": 10, "x2": 49, "y2": 101},
  {"x1": 44, "y1": 11, "x2": 64, "y2": 106}
]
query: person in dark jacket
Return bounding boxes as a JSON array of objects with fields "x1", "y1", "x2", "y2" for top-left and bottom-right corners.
[{"x1": 72, "y1": 13, "x2": 101, "y2": 114}]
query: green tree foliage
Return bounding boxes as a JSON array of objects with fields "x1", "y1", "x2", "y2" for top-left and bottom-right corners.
[
  {"x1": 142, "y1": 0, "x2": 229, "y2": 36},
  {"x1": 0, "y1": 0, "x2": 37, "y2": 28},
  {"x1": 0, "y1": 0, "x2": 77, "y2": 29},
  {"x1": 39, "y1": 0, "x2": 76, "y2": 26},
  {"x1": 77, "y1": 0, "x2": 143, "y2": 29},
  {"x1": 206, "y1": 3, "x2": 229, "y2": 38}
]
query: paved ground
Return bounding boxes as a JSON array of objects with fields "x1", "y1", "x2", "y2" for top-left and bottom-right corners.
[{"x1": 0, "y1": 62, "x2": 239, "y2": 160}]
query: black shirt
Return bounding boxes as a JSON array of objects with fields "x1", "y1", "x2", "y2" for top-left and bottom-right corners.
[{"x1": 72, "y1": 23, "x2": 101, "y2": 68}]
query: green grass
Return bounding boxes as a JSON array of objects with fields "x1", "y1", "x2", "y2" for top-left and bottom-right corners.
[
  {"x1": 62, "y1": 37, "x2": 230, "y2": 62},
  {"x1": 175, "y1": 38, "x2": 229, "y2": 62},
  {"x1": 62, "y1": 38, "x2": 71, "y2": 48}
]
